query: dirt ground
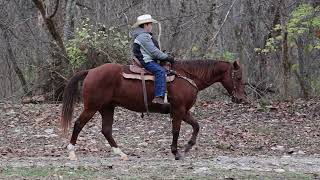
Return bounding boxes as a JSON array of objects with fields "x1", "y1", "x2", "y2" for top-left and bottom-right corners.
[{"x1": 0, "y1": 98, "x2": 320, "y2": 179}]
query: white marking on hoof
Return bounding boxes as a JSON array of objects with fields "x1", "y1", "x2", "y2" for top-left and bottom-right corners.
[
  {"x1": 112, "y1": 147, "x2": 129, "y2": 161},
  {"x1": 121, "y1": 154, "x2": 129, "y2": 161},
  {"x1": 69, "y1": 151, "x2": 77, "y2": 161},
  {"x1": 67, "y1": 144, "x2": 75, "y2": 150},
  {"x1": 105, "y1": 143, "x2": 111, "y2": 148},
  {"x1": 67, "y1": 144, "x2": 77, "y2": 161}
]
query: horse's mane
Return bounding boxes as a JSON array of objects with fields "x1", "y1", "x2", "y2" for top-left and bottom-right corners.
[
  {"x1": 175, "y1": 59, "x2": 223, "y2": 67},
  {"x1": 174, "y1": 59, "x2": 229, "y2": 77}
]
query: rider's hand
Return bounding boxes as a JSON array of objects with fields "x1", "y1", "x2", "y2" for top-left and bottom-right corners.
[{"x1": 166, "y1": 56, "x2": 174, "y2": 64}]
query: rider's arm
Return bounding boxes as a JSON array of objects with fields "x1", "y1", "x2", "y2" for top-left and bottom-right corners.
[{"x1": 136, "y1": 33, "x2": 168, "y2": 60}]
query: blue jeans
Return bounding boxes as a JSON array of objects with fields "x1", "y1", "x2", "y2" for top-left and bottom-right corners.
[{"x1": 143, "y1": 61, "x2": 166, "y2": 97}]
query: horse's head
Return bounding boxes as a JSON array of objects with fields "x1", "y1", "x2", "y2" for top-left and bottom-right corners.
[{"x1": 221, "y1": 60, "x2": 247, "y2": 104}]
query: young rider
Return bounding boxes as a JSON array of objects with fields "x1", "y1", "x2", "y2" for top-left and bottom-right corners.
[{"x1": 131, "y1": 14, "x2": 174, "y2": 105}]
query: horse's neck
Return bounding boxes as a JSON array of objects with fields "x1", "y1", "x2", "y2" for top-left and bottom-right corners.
[{"x1": 176, "y1": 61, "x2": 228, "y2": 90}]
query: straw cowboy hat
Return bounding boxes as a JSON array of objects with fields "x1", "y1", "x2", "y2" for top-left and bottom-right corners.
[{"x1": 132, "y1": 14, "x2": 158, "y2": 28}]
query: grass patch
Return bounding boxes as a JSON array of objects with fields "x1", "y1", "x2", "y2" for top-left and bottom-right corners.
[
  {"x1": 2, "y1": 166, "x2": 99, "y2": 179},
  {"x1": 0, "y1": 165, "x2": 316, "y2": 179}
]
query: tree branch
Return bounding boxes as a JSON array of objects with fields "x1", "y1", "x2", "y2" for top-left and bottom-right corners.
[
  {"x1": 0, "y1": 24, "x2": 28, "y2": 94},
  {"x1": 209, "y1": 0, "x2": 238, "y2": 47},
  {"x1": 32, "y1": 0, "x2": 46, "y2": 17},
  {"x1": 49, "y1": 0, "x2": 60, "y2": 19},
  {"x1": 76, "y1": 2, "x2": 92, "y2": 10},
  {"x1": 32, "y1": 0, "x2": 67, "y2": 56}
]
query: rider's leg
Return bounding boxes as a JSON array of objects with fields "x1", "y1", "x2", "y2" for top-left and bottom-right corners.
[{"x1": 143, "y1": 61, "x2": 167, "y2": 104}]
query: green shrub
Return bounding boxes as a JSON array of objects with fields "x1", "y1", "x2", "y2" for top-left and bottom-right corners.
[
  {"x1": 66, "y1": 18, "x2": 131, "y2": 71},
  {"x1": 259, "y1": 3, "x2": 320, "y2": 54}
]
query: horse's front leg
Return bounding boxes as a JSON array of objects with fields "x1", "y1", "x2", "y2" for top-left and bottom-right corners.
[
  {"x1": 171, "y1": 109, "x2": 184, "y2": 160},
  {"x1": 183, "y1": 111, "x2": 200, "y2": 154}
]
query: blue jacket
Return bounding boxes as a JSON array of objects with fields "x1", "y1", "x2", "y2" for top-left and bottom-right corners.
[{"x1": 131, "y1": 28, "x2": 168, "y2": 63}]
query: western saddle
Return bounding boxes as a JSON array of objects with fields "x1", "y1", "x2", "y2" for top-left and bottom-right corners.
[
  {"x1": 122, "y1": 58, "x2": 175, "y2": 116},
  {"x1": 122, "y1": 58, "x2": 175, "y2": 81}
]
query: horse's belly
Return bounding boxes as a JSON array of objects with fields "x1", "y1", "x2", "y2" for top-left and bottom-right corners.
[
  {"x1": 112, "y1": 80, "x2": 152, "y2": 112},
  {"x1": 113, "y1": 80, "x2": 170, "y2": 114},
  {"x1": 116, "y1": 100, "x2": 146, "y2": 112}
]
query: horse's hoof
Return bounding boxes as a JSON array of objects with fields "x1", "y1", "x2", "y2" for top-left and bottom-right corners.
[
  {"x1": 175, "y1": 153, "x2": 184, "y2": 160},
  {"x1": 121, "y1": 155, "x2": 129, "y2": 161},
  {"x1": 184, "y1": 151, "x2": 189, "y2": 157},
  {"x1": 184, "y1": 141, "x2": 195, "y2": 153},
  {"x1": 69, "y1": 151, "x2": 77, "y2": 161},
  {"x1": 184, "y1": 145, "x2": 192, "y2": 153}
]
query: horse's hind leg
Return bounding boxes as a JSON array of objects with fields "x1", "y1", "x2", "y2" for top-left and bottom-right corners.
[
  {"x1": 183, "y1": 111, "x2": 200, "y2": 154},
  {"x1": 99, "y1": 107, "x2": 128, "y2": 161},
  {"x1": 68, "y1": 109, "x2": 96, "y2": 160}
]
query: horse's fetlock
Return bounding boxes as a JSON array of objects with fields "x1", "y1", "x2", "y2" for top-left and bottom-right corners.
[
  {"x1": 101, "y1": 128, "x2": 112, "y2": 136},
  {"x1": 171, "y1": 145, "x2": 178, "y2": 153},
  {"x1": 188, "y1": 140, "x2": 195, "y2": 146},
  {"x1": 194, "y1": 125, "x2": 200, "y2": 132}
]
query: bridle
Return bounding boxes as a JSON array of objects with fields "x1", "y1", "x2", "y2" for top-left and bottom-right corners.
[{"x1": 171, "y1": 63, "x2": 241, "y2": 98}]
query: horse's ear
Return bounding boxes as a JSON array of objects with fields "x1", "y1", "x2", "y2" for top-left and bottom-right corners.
[{"x1": 233, "y1": 59, "x2": 240, "y2": 70}]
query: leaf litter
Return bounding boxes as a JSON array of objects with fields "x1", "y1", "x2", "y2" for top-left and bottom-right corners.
[{"x1": 0, "y1": 99, "x2": 319, "y2": 178}]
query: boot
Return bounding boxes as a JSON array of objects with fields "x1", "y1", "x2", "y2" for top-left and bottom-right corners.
[{"x1": 152, "y1": 97, "x2": 169, "y2": 105}]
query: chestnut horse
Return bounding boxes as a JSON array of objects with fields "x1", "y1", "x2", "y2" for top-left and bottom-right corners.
[{"x1": 61, "y1": 59, "x2": 246, "y2": 160}]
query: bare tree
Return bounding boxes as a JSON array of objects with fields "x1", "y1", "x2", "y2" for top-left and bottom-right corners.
[
  {"x1": 0, "y1": 0, "x2": 319, "y2": 101},
  {"x1": 0, "y1": 24, "x2": 28, "y2": 94}
]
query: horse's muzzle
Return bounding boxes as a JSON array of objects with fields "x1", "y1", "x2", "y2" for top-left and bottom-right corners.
[{"x1": 232, "y1": 96, "x2": 248, "y2": 104}]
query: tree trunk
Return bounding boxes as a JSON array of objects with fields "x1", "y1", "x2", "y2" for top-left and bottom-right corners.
[
  {"x1": 2, "y1": 29, "x2": 28, "y2": 94},
  {"x1": 32, "y1": 0, "x2": 66, "y2": 55},
  {"x1": 246, "y1": 0, "x2": 270, "y2": 97},
  {"x1": 281, "y1": 31, "x2": 290, "y2": 98},
  {"x1": 280, "y1": 0, "x2": 290, "y2": 99},
  {"x1": 64, "y1": 0, "x2": 77, "y2": 42},
  {"x1": 32, "y1": 0, "x2": 70, "y2": 101},
  {"x1": 296, "y1": 37, "x2": 312, "y2": 99},
  {"x1": 168, "y1": 0, "x2": 186, "y2": 54}
]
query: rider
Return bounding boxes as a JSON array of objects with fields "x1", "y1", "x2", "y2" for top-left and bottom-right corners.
[{"x1": 131, "y1": 14, "x2": 174, "y2": 105}]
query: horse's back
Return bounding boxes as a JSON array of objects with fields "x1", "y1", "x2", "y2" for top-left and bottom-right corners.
[
  {"x1": 91, "y1": 63, "x2": 123, "y2": 74},
  {"x1": 85, "y1": 63, "x2": 123, "y2": 82}
]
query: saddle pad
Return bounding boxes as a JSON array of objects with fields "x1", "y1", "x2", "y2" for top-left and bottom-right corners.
[
  {"x1": 129, "y1": 65, "x2": 153, "y2": 75},
  {"x1": 122, "y1": 73, "x2": 175, "y2": 82}
]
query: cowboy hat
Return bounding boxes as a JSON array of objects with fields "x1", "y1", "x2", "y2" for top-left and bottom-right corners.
[{"x1": 132, "y1": 14, "x2": 158, "y2": 28}]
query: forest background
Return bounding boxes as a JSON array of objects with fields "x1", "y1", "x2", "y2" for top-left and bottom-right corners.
[{"x1": 0, "y1": 0, "x2": 319, "y2": 102}]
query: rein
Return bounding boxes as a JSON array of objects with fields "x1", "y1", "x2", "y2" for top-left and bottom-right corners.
[
  {"x1": 179, "y1": 68, "x2": 213, "y2": 88},
  {"x1": 168, "y1": 70, "x2": 198, "y2": 90}
]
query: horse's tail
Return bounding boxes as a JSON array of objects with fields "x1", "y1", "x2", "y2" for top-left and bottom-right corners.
[{"x1": 61, "y1": 70, "x2": 89, "y2": 135}]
